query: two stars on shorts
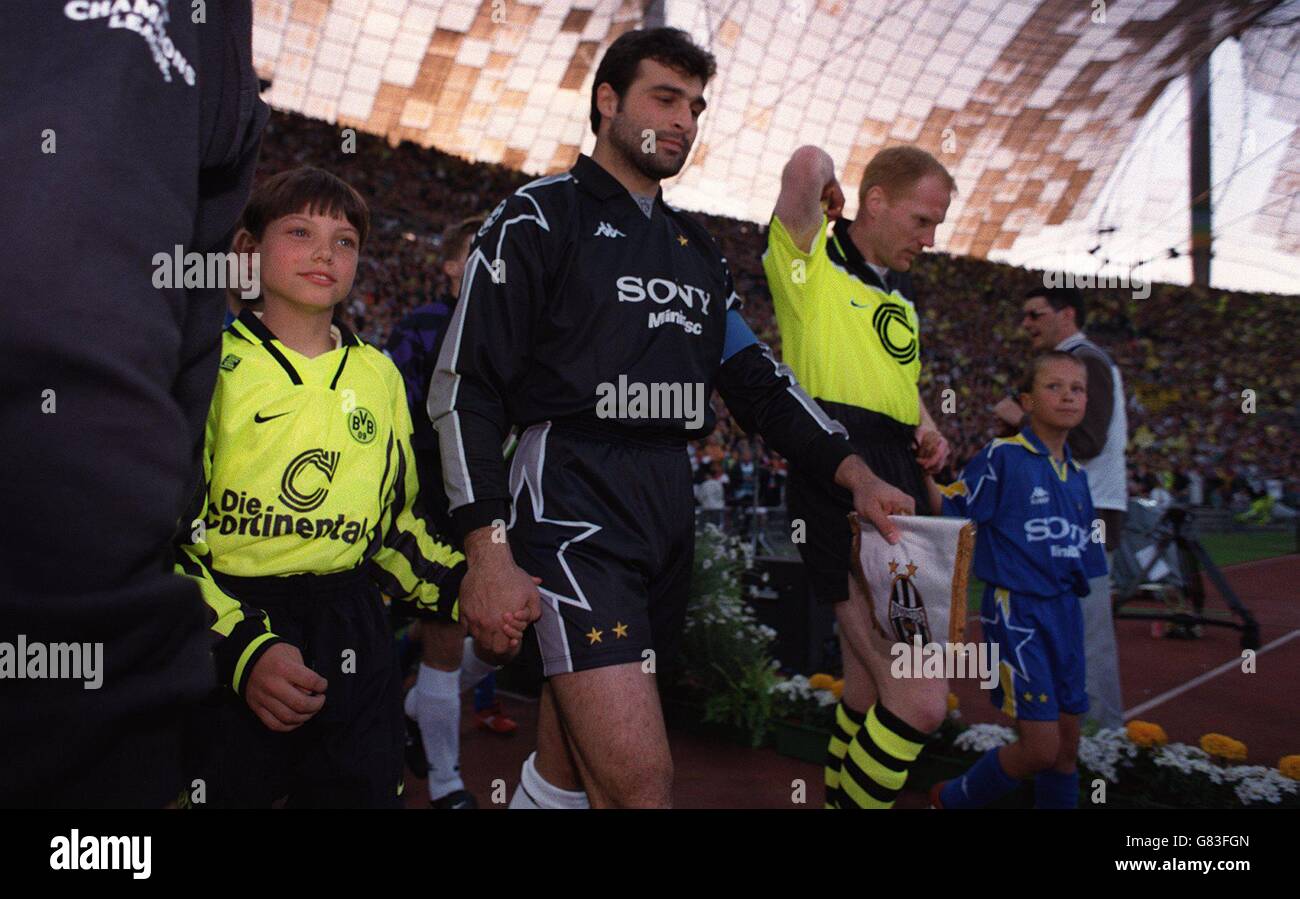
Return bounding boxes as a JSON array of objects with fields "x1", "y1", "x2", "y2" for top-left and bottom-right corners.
[
  {"x1": 1022, "y1": 691, "x2": 1050, "y2": 704},
  {"x1": 586, "y1": 622, "x2": 629, "y2": 644}
]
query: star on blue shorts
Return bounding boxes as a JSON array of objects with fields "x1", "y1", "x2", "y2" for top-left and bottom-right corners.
[{"x1": 980, "y1": 585, "x2": 1088, "y2": 721}]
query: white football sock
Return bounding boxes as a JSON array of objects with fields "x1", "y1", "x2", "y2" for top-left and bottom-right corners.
[
  {"x1": 508, "y1": 751, "x2": 590, "y2": 809},
  {"x1": 459, "y1": 636, "x2": 500, "y2": 694},
  {"x1": 404, "y1": 663, "x2": 463, "y2": 801}
]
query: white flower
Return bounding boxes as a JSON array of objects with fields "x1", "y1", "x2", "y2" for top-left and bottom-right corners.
[
  {"x1": 953, "y1": 723, "x2": 1016, "y2": 753},
  {"x1": 1152, "y1": 743, "x2": 1224, "y2": 782},
  {"x1": 1229, "y1": 767, "x2": 1297, "y2": 805},
  {"x1": 1077, "y1": 728, "x2": 1140, "y2": 782},
  {"x1": 770, "y1": 675, "x2": 814, "y2": 701},
  {"x1": 815, "y1": 689, "x2": 838, "y2": 708},
  {"x1": 702, "y1": 559, "x2": 712, "y2": 570}
]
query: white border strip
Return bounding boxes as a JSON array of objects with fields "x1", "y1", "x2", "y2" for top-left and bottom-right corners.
[{"x1": 1123, "y1": 628, "x2": 1300, "y2": 719}]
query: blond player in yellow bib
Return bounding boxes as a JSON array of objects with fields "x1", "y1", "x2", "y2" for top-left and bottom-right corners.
[{"x1": 763, "y1": 145, "x2": 956, "y2": 808}]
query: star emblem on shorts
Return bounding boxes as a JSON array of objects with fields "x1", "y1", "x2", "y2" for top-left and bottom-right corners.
[
  {"x1": 979, "y1": 601, "x2": 1036, "y2": 681},
  {"x1": 1039, "y1": 692, "x2": 1049, "y2": 703},
  {"x1": 586, "y1": 627, "x2": 603, "y2": 645},
  {"x1": 612, "y1": 622, "x2": 629, "y2": 639},
  {"x1": 1023, "y1": 691, "x2": 1034, "y2": 702},
  {"x1": 677, "y1": 234, "x2": 688, "y2": 246}
]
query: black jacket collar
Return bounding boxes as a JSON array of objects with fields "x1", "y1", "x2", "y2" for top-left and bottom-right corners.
[
  {"x1": 235, "y1": 308, "x2": 359, "y2": 348},
  {"x1": 828, "y1": 217, "x2": 892, "y2": 292},
  {"x1": 571, "y1": 153, "x2": 665, "y2": 209}
]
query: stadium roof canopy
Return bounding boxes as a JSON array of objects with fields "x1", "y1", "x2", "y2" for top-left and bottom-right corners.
[{"x1": 251, "y1": 0, "x2": 1299, "y2": 293}]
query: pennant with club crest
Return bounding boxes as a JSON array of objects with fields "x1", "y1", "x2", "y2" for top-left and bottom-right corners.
[{"x1": 851, "y1": 514, "x2": 976, "y2": 646}]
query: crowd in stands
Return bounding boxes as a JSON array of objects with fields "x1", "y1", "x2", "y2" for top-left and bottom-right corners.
[{"x1": 255, "y1": 111, "x2": 1300, "y2": 517}]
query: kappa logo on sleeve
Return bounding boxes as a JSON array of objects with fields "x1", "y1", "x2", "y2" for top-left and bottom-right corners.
[{"x1": 63, "y1": 0, "x2": 196, "y2": 87}]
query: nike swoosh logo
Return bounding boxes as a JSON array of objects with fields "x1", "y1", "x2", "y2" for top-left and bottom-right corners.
[{"x1": 254, "y1": 411, "x2": 291, "y2": 424}]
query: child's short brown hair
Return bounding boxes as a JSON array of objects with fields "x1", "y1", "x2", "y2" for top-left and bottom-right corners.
[
  {"x1": 239, "y1": 166, "x2": 369, "y2": 247},
  {"x1": 1019, "y1": 350, "x2": 1086, "y2": 395}
]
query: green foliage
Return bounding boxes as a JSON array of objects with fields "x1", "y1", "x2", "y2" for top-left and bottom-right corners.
[{"x1": 677, "y1": 526, "x2": 781, "y2": 747}]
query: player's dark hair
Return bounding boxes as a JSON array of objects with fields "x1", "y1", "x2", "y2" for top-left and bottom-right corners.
[
  {"x1": 1026, "y1": 284, "x2": 1086, "y2": 329},
  {"x1": 1019, "y1": 350, "x2": 1086, "y2": 395},
  {"x1": 440, "y1": 215, "x2": 485, "y2": 264},
  {"x1": 590, "y1": 27, "x2": 717, "y2": 135},
  {"x1": 240, "y1": 166, "x2": 370, "y2": 248}
]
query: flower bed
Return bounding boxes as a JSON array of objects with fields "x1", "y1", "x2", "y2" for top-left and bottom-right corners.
[
  {"x1": 939, "y1": 720, "x2": 1300, "y2": 808},
  {"x1": 673, "y1": 529, "x2": 1299, "y2": 808}
]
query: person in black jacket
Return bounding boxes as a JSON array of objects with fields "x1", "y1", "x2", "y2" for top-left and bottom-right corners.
[
  {"x1": 0, "y1": 0, "x2": 267, "y2": 807},
  {"x1": 428, "y1": 27, "x2": 912, "y2": 808}
]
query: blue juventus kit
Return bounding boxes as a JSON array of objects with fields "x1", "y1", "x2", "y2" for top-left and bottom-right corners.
[{"x1": 941, "y1": 428, "x2": 1107, "y2": 719}]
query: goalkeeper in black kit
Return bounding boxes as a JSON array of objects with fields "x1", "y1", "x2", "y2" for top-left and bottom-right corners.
[{"x1": 428, "y1": 27, "x2": 913, "y2": 809}]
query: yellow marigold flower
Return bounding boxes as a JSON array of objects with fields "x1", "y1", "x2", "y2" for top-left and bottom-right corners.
[
  {"x1": 830, "y1": 679, "x2": 844, "y2": 699},
  {"x1": 1200, "y1": 733, "x2": 1248, "y2": 762},
  {"x1": 808, "y1": 673, "x2": 835, "y2": 691},
  {"x1": 1125, "y1": 720, "x2": 1168, "y2": 748},
  {"x1": 1278, "y1": 756, "x2": 1300, "y2": 780},
  {"x1": 947, "y1": 692, "x2": 960, "y2": 712}
]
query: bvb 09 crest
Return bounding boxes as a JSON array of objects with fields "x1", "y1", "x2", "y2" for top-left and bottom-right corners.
[{"x1": 887, "y1": 560, "x2": 931, "y2": 645}]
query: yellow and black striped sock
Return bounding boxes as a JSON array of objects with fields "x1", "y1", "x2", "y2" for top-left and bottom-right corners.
[
  {"x1": 839, "y1": 702, "x2": 930, "y2": 809},
  {"x1": 824, "y1": 702, "x2": 866, "y2": 809}
]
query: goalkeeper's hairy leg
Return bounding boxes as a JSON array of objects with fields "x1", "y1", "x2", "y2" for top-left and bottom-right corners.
[
  {"x1": 508, "y1": 682, "x2": 593, "y2": 808},
  {"x1": 547, "y1": 662, "x2": 673, "y2": 808}
]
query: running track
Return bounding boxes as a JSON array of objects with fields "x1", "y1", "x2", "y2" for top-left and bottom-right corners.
[{"x1": 408, "y1": 554, "x2": 1299, "y2": 809}]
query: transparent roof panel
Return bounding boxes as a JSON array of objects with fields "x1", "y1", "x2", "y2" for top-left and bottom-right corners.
[{"x1": 251, "y1": 0, "x2": 1298, "y2": 291}]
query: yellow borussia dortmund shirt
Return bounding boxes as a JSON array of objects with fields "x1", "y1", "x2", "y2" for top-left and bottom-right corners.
[
  {"x1": 175, "y1": 310, "x2": 463, "y2": 692},
  {"x1": 762, "y1": 213, "x2": 921, "y2": 426}
]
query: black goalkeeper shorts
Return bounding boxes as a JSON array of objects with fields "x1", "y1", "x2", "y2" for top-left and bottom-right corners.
[
  {"x1": 507, "y1": 420, "x2": 695, "y2": 679},
  {"x1": 787, "y1": 409, "x2": 929, "y2": 605}
]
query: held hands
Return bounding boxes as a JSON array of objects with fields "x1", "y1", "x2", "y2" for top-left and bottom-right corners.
[
  {"x1": 834, "y1": 455, "x2": 914, "y2": 544},
  {"x1": 914, "y1": 424, "x2": 950, "y2": 475},
  {"x1": 460, "y1": 528, "x2": 542, "y2": 657},
  {"x1": 245, "y1": 642, "x2": 327, "y2": 732}
]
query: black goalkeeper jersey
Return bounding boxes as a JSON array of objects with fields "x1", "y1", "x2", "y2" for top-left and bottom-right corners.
[{"x1": 429, "y1": 153, "x2": 854, "y2": 537}]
